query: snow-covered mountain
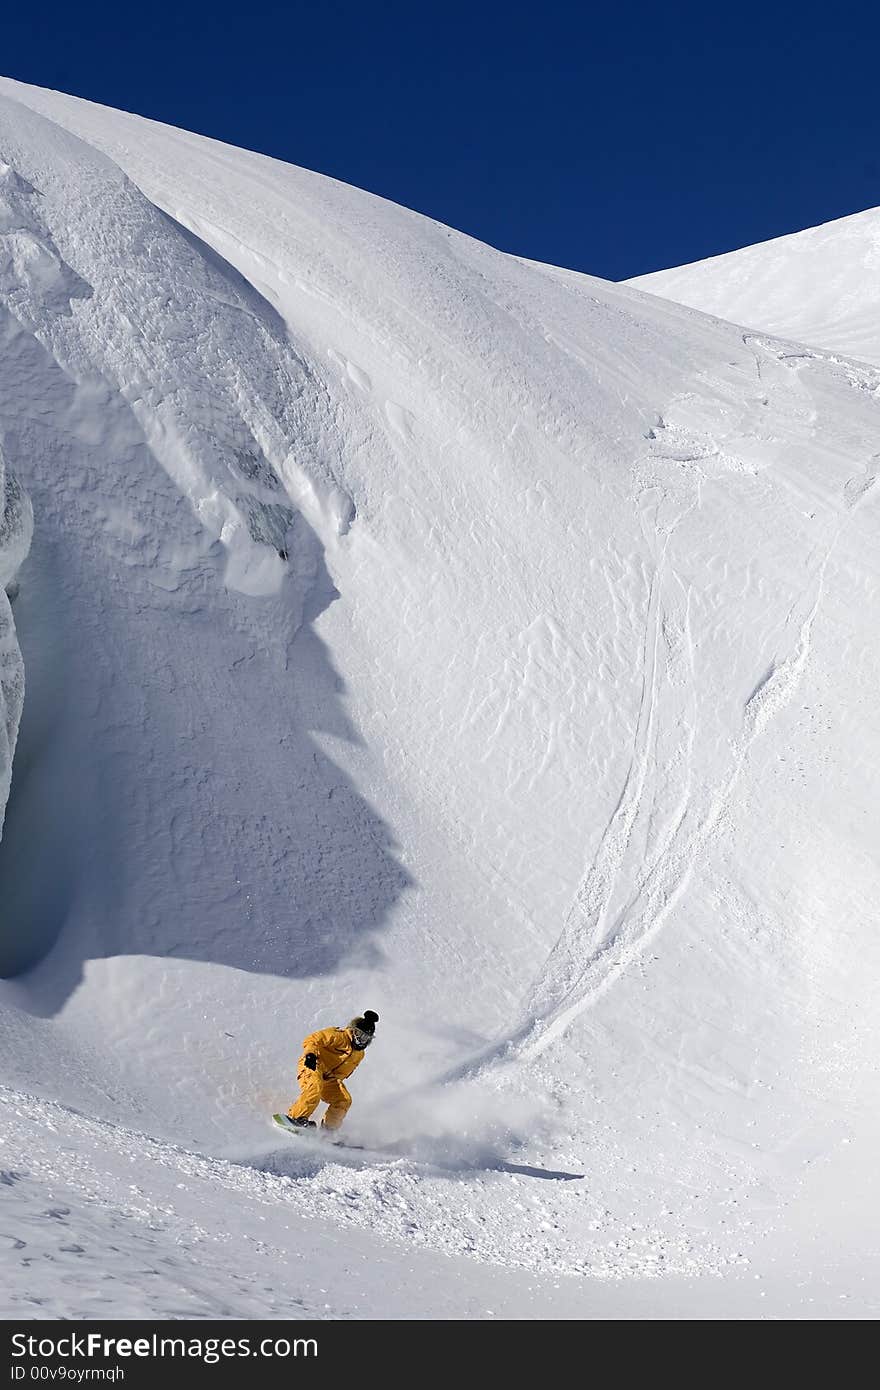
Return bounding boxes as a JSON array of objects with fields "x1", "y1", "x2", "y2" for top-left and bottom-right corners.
[
  {"x1": 0, "y1": 76, "x2": 878, "y2": 1319},
  {"x1": 628, "y1": 204, "x2": 880, "y2": 366}
]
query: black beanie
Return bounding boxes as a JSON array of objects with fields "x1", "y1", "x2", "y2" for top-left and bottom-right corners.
[{"x1": 350, "y1": 1010, "x2": 379, "y2": 1035}]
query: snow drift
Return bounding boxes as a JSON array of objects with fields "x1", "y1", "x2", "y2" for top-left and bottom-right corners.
[{"x1": 0, "y1": 75, "x2": 877, "y2": 1318}]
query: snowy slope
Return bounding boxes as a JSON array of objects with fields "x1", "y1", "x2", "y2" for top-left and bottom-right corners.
[
  {"x1": 628, "y1": 205, "x2": 880, "y2": 366},
  {"x1": 0, "y1": 442, "x2": 31, "y2": 833},
  {"x1": 0, "y1": 77, "x2": 878, "y2": 1319}
]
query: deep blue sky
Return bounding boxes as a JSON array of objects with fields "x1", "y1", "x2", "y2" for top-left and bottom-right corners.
[{"x1": 4, "y1": 1, "x2": 879, "y2": 279}]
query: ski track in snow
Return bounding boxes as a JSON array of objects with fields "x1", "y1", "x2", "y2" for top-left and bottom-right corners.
[{"x1": 519, "y1": 333, "x2": 880, "y2": 1057}]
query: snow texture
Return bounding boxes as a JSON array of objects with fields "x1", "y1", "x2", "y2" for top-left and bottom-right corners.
[
  {"x1": 0, "y1": 438, "x2": 32, "y2": 836},
  {"x1": 0, "y1": 76, "x2": 877, "y2": 1319}
]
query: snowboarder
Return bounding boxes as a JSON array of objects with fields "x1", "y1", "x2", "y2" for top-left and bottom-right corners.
[{"x1": 285, "y1": 1010, "x2": 379, "y2": 1133}]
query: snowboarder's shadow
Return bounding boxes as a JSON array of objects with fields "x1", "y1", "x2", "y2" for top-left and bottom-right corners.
[
  {"x1": 490, "y1": 1160, "x2": 585, "y2": 1181},
  {"x1": 256, "y1": 1142, "x2": 584, "y2": 1182},
  {"x1": 362, "y1": 1138, "x2": 585, "y2": 1181}
]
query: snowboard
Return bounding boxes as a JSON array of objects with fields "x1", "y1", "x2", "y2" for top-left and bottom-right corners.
[{"x1": 272, "y1": 1113, "x2": 366, "y2": 1150}]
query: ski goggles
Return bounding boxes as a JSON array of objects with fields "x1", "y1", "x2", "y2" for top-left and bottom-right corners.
[{"x1": 351, "y1": 1027, "x2": 373, "y2": 1049}]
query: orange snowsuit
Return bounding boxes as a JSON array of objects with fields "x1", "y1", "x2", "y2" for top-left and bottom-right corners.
[{"x1": 287, "y1": 1026, "x2": 367, "y2": 1130}]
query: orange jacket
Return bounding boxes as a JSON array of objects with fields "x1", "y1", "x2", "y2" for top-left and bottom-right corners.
[{"x1": 300, "y1": 1027, "x2": 366, "y2": 1082}]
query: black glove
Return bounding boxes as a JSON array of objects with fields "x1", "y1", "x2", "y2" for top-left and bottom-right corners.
[{"x1": 303, "y1": 1052, "x2": 318, "y2": 1071}]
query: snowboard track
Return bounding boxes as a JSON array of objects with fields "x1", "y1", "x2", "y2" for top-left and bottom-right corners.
[{"x1": 518, "y1": 333, "x2": 880, "y2": 1059}]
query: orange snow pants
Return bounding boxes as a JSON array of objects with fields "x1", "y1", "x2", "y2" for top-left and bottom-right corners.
[{"x1": 288, "y1": 1068, "x2": 352, "y2": 1130}]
